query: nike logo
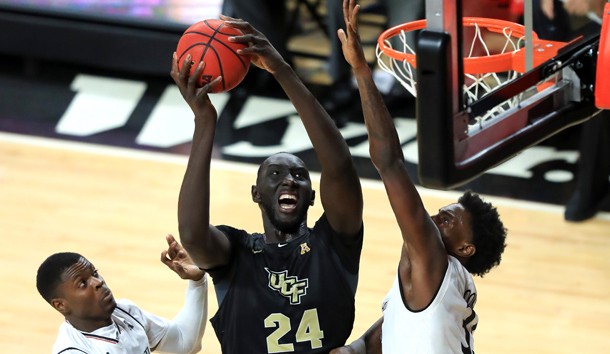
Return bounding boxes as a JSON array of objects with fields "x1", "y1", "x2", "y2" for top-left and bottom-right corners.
[
  {"x1": 252, "y1": 249, "x2": 263, "y2": 254},
  {"x1": 278, "y1": 243, "x2": 288, "y2": 247}
]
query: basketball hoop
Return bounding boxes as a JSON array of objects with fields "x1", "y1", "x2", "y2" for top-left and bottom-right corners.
[{"x1": 376, "y1": 17, "x2": 568, "y2": 121}]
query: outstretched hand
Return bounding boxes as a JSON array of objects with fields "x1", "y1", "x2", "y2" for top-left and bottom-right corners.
[
  {"x1": 220, "y1": 14, "x2": 287, "y2": 74},
  {"x1": 562, "y1": 0, "x2": 592, "y2": 17},
  {"x1": 170, "y1": 52, "x2": 220, "y2": 121},
  {"x1": 161, "y1": 234, "x2": 205, "y2": 281},
  {"x1": 337, "y1": 0, "x2": 368, "y2": 72}
]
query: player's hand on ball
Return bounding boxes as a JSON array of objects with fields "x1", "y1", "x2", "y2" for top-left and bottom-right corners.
[
  {"x1": 161, "y1": 234, "x2": 205, "y2": 281},
  {"x1": 170, "y1": 53, "x2": 220, "y2": 121},
  {"x1": 220, "y1": 14, "x2": 287, "y2": 74}
]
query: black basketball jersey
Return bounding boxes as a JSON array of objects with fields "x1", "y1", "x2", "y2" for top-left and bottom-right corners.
[{"x1": 208, "y1": 214, "x2": 363, "y2": 354}]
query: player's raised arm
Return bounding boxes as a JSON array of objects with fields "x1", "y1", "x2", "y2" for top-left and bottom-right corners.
[
  {"x1": 156, "y1": 234, "x2": 208, "y2": 354},
  {"x1": 338, "y1": 0, "x2": 447, "y2": 298},
  {"x1": 223, "y1": 15, "x2": 363, "y2": 239},
  {"x1": 171, "y1": 53, "x2": 232, "y2": 270}
]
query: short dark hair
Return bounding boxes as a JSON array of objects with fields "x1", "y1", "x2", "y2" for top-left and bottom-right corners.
[
  {"x1": 458, "y1": 190, "x2": 507, "y2": 277},
  {"x1": 36, "y1": 252, "x2": 83, "y2": 303}
]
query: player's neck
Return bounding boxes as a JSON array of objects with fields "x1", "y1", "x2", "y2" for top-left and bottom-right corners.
[
  {"x1": 67, "y1": 316, "x2": 113, "y2": 334},
  {"x1": 264, "y1": 222, "x2": 308, "y2": 244}
]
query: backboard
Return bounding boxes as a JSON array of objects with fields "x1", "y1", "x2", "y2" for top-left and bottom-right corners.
[{"x1": 384, "y1": 0, "x2": 605, "y2": 189}]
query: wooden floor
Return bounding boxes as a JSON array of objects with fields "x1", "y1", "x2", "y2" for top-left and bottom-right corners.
[{"x1": 2, "y1": 131, "x2": 610, "y2": 354}]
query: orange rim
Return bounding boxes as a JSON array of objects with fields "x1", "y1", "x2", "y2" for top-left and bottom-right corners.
[{"x1": 377, "y1": 17, "x2": 544, "y2": 74}]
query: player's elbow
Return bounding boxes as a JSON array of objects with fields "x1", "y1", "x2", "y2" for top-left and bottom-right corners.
[
  {"x1": 187, "y1": 340, "x2": 203, "y2": 354},
  {"x1": 157, "y1": 326, "x2": 203, "y2": 354},
  {"x1": 177, "y1": 223, "x2": 209, "y2": 251},
  {"x1": 369, "y1": 144, "x2": 404, "y2": 172}
]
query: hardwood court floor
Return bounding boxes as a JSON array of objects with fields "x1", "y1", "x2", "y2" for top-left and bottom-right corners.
[{"x1": 2, "y1": 132, "x2": 610, "y2": 354}]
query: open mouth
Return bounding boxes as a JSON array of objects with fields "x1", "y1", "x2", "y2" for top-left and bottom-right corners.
[{"x1": 278, "y1": 193, "x2": 297, "y2": 211}]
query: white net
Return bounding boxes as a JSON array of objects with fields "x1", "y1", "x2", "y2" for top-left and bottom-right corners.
[{"x1": 376, "y1": 21, "x2": 528, "y2": 127}]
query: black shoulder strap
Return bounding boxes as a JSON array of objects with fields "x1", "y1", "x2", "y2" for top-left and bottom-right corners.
[{"x1": 57, "y1": 347, "x2": 88, "y2": 354}]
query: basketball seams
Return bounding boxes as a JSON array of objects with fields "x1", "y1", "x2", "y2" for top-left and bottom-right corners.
[
  {"x1": 181, "y1": 32, "x2": 249, "y2": 69},
  {"x1": 201, "y1": 23, "x2": 227, "y2": 90},
  {"x1": 176, "y1": 19, "x2": 250, "y2": 93},
  {"x1": 201, "y1": 19, "x2": 242, "y2": 37},
  {"x1": 202, "y1": 19, "x2": 228, "y2": 90},
  {"x1": 204, "y1": 46, "x2": 227, "y2": 91}
]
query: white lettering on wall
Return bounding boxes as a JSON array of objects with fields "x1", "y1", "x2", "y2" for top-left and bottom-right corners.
[
  {"x1": 56, "y1": 74, "x2": 146, "y2": 136},
  {"x1": 137, "y1": 86, "x2": 230, "y2": 148},
  {"x1": 55, "y1": 75, "x2": 579, "y2": 184}
]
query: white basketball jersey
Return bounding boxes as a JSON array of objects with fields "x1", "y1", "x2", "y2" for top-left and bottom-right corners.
[
  {"x1": 52, "y1": 299, "x2": 170, "y2": 354},
  {"x1": 381, "y1": 256, "x2": 478, "y2": 354}
]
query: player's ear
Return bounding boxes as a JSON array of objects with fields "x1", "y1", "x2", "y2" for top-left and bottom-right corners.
[
  {"x1": 251, "y1": 185, "x2": 261, "y2": 203},
  {"x1": 51, "y1": 298, "x2": 70, "y2": 315},
  {"x1": 310, "y1": 190, "x2": 316, "y2": 206},
  {"x1": 457, "y1": 242, "x2": 476, "y2": 258}
]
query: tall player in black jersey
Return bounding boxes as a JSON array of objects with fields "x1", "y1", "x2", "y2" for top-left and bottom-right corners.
[{"x1": 170, "y1": 15, "x2": 364, "y2": 354}]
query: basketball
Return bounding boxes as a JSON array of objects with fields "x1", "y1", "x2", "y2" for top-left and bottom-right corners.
[{"x1": 176, "y1": 19, "x2": 251, "y2": 93}]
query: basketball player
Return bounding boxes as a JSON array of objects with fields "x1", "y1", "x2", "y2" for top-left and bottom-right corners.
[
  {"x1": 36, "y1": 235, "x2": 208, "y2": 354},
  {"x1": 331, "y1": 1, "x2": 507, "y2": 352},
  {"x1": 170, "y1": 15, "x2": 364, "y2": 354}
]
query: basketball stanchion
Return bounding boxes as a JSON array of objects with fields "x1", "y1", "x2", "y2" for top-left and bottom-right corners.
[
  {"x1": 594, "y1": 2, "x2": 610, "y2": 109},
  {"x1": 375, "y1": 7, "x2": 601, "y2": 189}
]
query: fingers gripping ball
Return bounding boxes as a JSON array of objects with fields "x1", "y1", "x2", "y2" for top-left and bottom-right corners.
[{"x1": 176, "y1": 19, "x2": 251, "y2": 93}]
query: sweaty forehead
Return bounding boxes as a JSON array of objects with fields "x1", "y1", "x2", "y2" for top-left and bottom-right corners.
[
  {"x1": 261, "y1": 153, "x2": 306, "y2": 170},
  {"x1": 442, "y1": 203, "x2": 472, "y2": 224},
  {"x1": 441, "y1": 203, "x2": 462, "y2": 213},
  {"x1": 61, "y1": 257, "x2": 93, "y2": 282}
]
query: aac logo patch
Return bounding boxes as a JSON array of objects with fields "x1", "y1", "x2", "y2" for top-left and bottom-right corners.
[{"x1": 300, "y1": 242, "x2": 310, "y2": 255}]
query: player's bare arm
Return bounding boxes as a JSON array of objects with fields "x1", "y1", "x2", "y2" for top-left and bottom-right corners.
[
  {"x1": 330, "y1": 317, "x2": 382, "y2": 354},
  {"x1": 339, "y1": 0, "x2": 447, "y2": 308},
  {"x1": 224, "y1": 15, "x2": 363, "y2": 239},
  {"x1": 171, "y1": 53, "x2": 232, "y2": 269}
]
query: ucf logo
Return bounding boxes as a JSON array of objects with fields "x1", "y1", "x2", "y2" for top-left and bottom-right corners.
[{"x1": 265, "y1": 268, "x2": 309, "y2": 305}]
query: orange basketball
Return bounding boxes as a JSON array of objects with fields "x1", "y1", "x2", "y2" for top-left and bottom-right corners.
[{"x1": 176, "y1": 19, "x2": 251, "y2": 93}]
